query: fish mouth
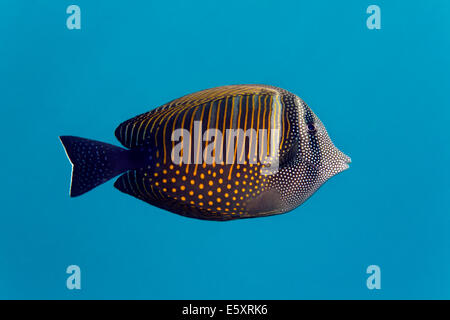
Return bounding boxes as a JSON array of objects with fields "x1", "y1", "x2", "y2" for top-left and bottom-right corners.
[
  {"x1": 344, "y1": 155, "x2": 351, "y2": 164},
  {"x1": 342, "y1": 155, "x2": 351, "y2": 170},
  {"x1": 338, "y1": 152, "x2": 351, "y2": 171}
]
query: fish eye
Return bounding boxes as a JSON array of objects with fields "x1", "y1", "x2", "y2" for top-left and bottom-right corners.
[{"x1": 307, "y1": 123, "x2": 316, "y2": 132}]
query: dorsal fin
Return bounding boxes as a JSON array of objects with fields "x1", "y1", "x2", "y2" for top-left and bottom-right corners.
[{"x1": 114, "y1": 85, "x2": 279, "y2": 148}]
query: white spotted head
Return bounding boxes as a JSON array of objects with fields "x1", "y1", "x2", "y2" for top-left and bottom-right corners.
[{"x1": 295, "y1": 97, "x2": 351, "y2": 186}]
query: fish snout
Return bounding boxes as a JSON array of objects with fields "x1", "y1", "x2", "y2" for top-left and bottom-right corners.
[
  {"x1": 344, "y1": 153, "x2": 351, "y2": 164},
  {"x1": 331, "y1": 149, "x2": 351, "y2": 172},
  {"x1": 340, "y1": 153, "x2": 351, "y2": 171}
]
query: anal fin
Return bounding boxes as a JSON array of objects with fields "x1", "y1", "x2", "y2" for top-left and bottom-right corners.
[{"x1": 114, "y1": 171, "x2": 224, "y2": 220}]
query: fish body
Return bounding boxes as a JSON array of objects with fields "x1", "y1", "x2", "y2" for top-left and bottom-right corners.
[{"x1": 60, "y1": 84, "x2": 350, "y2": 221}]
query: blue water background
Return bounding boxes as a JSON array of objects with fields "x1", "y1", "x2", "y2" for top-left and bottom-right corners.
[{"x1": 0, "y1": 0, "x2": 449, "y2": 299}]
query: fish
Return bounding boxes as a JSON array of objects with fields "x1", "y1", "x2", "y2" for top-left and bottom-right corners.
[{"x1": 60, "y1": 84, "x2": 350, "y2": 221}]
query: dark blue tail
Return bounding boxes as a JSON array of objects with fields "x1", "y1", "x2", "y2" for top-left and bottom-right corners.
[{"x1": 59, "y1": 136, "x2": 130, "y2": 197}]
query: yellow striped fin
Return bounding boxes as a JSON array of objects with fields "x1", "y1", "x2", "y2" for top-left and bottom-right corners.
[{"x1": 114, "y1": 85, "x2": 280, "y2": 148}]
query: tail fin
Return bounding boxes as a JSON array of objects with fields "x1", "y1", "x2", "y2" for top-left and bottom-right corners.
[{"x1": 59, "y1": 136, "x2": 130, "y2": 197}]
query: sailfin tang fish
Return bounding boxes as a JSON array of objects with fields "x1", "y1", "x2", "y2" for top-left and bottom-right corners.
[{"x1": 60, "y1": 84, "x2": 350, "y2": 221}]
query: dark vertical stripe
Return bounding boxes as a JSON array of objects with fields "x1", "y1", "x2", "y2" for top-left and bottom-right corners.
[{"x1": 304, "y1": 105, "x2": 322, "y2": 168}]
